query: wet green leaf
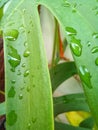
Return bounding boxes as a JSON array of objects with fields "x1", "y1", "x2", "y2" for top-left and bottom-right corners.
[
  {"x1": 54, "y1": 93, "x2": 90, "y2": 117},
  {"x1": 50, "y1": 62, "x2": 77, "y2": 92}
]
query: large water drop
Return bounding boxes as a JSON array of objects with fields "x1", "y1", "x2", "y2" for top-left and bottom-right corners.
[
  {"x1": 70, "y1": 37, "x2": 82, "y2": 56},
  {"x1": 24, "y1": 70, "x2": 29, "y2": 77},
  {"x1": 79, "y1": 65, "x2": 92, "y2": 89},
  {"x1": 91, "y1": 46, "x2": 98, "y2": 53},
  {"x1": 65, "y1": 27, "x2": 77, "y2": 36},
  {"x1": 8, "y1": 46, "x2": 21, "y2": 71},
  {"x1": 5, "y1": 29, "x2": 19, "y2": 41},
  {"x1": 8, "y1": 86, "x2": 16, "y2": 98},
  {"x1": 7, "y1": 110, "x2": 17, "y2": 126},
  {"x1": 23, "y1": 49, "x2": 30, "y2": 57}
]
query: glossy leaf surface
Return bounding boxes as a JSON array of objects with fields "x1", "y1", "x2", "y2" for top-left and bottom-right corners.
[
  {"x1": 50, "y1": 62, "x2": 77, "y2": 92},
  {"x1": 1, "y1": 0, "x2": 54, "y2": 130},
  {"x1": 37, "y1": 0, "x2": 98, "y2": 127}
]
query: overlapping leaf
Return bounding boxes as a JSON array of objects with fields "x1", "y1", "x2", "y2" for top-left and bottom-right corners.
[{"x1": 36, "y1": 0, "x2": 98, "y2": 127}]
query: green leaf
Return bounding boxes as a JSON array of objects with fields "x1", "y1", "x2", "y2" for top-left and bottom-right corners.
[
  {"x1": 1, "y1": 0, "x2": 54, "y2": 130},
  {"x1": 79, "y1": 117, "x2": 94, "y2": 129},
  {"x1": 50, "y1": 62, "x2": 77, "y2": 92},
  {"x1": 55, "y1": 121, "x2": 92, "y2": 130},
  {"x1": 54, "y1": 93, "x2": 90, "y2": 117},
  {"x1": 37, "y1": 0, "x2": 98, "y2": 127},
  {"x1": 0, "y1": 0, "x2": 9, "y2": 8},
  {"x1": 0, "y1": 102, "x2": 6, "y2": 116}
]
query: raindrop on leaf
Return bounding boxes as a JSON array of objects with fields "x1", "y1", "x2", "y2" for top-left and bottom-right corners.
[
  {"x1": 24, "y1": 70, "x2": 30, "y2": 77},
  {"x1": 95, "y1": 57, "x2": 98, "y2": 66},
  {"x1": 79, "y1": 65, "x2": 92, "y2": 89},
  {"x1": 8, "y1": 46, "x2": 21, "y2": 71},
  {"x1": 91, "y1": 46, "x2": 98, "y2": 53},
  {"x1": 23, "y1": 49, "x2": 30, "y2": 57},
  {"x1": 11, "y1": 80, "x2": 16, "y2": 84},
  {"x1": 92, "y1": 32, "x2": 98, "y2": 39},
  {"x1": 8, "y1": 86, "x2": 16, "y2": 98},
  {"x1": 7, "y1": 110, "x2": 17, "y2": 126},
  {"x1": 19, "y1": 93, "x2": 23, "y2": 99},
  {"x1": 65, "y1": 26, "x2": 77, "y2": 36},
  {"x1": 5, "y1": 29, "x2": 19, "y2": 41},
  {"x1": 70, "y1": 36, "x2": 82, "y2": 56}
]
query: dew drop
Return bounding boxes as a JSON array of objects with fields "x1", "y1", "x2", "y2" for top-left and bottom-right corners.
[
  {"x1": 8, "y1": 86, "x2": 16, "y2": 98},
  {"x1": 17, "y1": 70, "x2": 21, "y2": 75},
  {"x1": 70, "y1": 37, "x2": 82, "y2": 56},
  {"x1": 72, "y1": 9, "x2": 77, "y2": 13},
  {"x1": 5, "y1": 29, "x2": 19, "y2": 41},
  {"x1": 27, "y1": 86, "x2": 30, "y2": 92},
  {"x1": 24, "y1": 41, "x2": 28, "y2": 46},
  {"x1": 23, "y1": 8, "x2": 26, "y2": 13},
  {"x1": 11, "y1": 80, "x2": 16, "y2": 84},
  {"x1": 79, "y1": 65, "x2": 92, "y2": 89},
  {"x1": 8, "y1": 46, "x2": 21, "y2": 71},
  {"x1": 63, "y1": 0, "x2": 70, "y2": 7},
  {"x1": 19, "y1": 93, "x2": 23, "y2": 99},
  {"x1": 33, "y1": 84, "x2": 35, "y2": 88},
  {"x1": 91, "y1": 46, "x2": 98, "y2": 53},
  {"x1": 96, "y1": 11, "x2": 98, "y2": 15},
  {"x1": 87, "y1": 41, "x2": 91, "y2": 47},
  {"x1": 22, "y1": 63, "x2": 26, "y2": 67},
  {"x1": 92, "y1": 32, "x2": 98, "y2": 39},
  {"x1": 95, "y1": 57, "x2": 98, "y2": 66},
  {"x1": 23, "y1": 49, "x2": 30, "y2": 57},
  {"x1": 27, "y1": 122, "x2": 31, "y2": 129},
  {"x1": 32, "y1": 117, "x2": 37, "y2": 123},
  {"x1": 65, "y1": 27, "x2": 77, "y2": 36},
  {"x1": 24, "y1": 70, "x2": 29, "y2": 77},
  {"x1": 92, "y1": 6, "x2": 98, "y2": 10},
  {"x1": 7, "y1": 110, "x2": 17, "y2": 126}
]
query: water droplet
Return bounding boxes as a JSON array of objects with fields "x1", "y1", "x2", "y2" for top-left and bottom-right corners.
[
  {"x1": 27, "y1": 86, "x2": 30, "y2": 92},
  {"x1": 11, "y1": 80, "x2": 16, "y2": 84},
  {"x1": 7, "y1": 110, "x2": 17, "y2": 126},
  {"x1": 24, "y1": 70, "x2": 29, "y2": 77},
  {"x1": 24, "y1": 41, "x2": 28, "y2": 46},
  {"x1": 23, "y1": 8, "x2": 26, "y2": 13},
  {"x1": 65, "y1": 27, "x2": 77, "y2": 36},
  {"x1": 17, "y1": 70, "x2": 21, "y2": 75},
  {"x1": 19, "y1": 93, "x2": 23, "y2": 99},
  {"x1": 92, "y1": 6, "x2": 98, "y2": 10},
  {"x1": 96, "y1": 11, "x2": 98, "y2": 15},
  {"x1": 70, "y1": 37, "x2": 82, "y2": 56},
  {"x1": 27, "y1": 122, "x2": 31, "y2": 129},
  {"x1": 79, "y1": 65, "x2": 92, "y2": 89},
  {"x1": 63, "y1": 0, "x2": 70, "y2": 7},
  {"x1": 8, "y1": 86, "x2": 16, "y2": 98},
  {"x1": 91, "y1": 46, "x2": 98, "y2": 53},
  {"x1": 28, "y1": 30, "x2": 30, "y2": 33},
  {"x1": 5, "y1": 29, "x2": 19, "y2": 41},
  {"x1": 92, "y1": 32, "x2": 98, "y2": 39},
  {"x1": 33, "y1": 84, "x2": 35, "y2": 88},
  {"x1": 20, "y1": 86, "x2": 24, "y2": 90},
  {"x1": 95, "y1": 57, "x2": 98, "y2": 66},
  {"x1": 8, "y1": 46, "x2": 21, "y2": 71},
  {"x1": 72, "y1": 9, "x2": 77, "y2": 13},
  {"x1": 87, "y1": 41, "x2": 91, "y2": 47},
  {"x1": 73, "y1": 3, "x2": 77, "y2": 8},
  {"x1": 22, "y1": 63, "x2": 26, "y2": 67},
  {"x1": 32, "y1": 117, "x2": 37, "y2": 123},
  {"x1": 23, "y1": 49, "x2": 30, "y2": 57},
  {"x1": 19, "y1": 25, "x2": 25, "y2": 33}
]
